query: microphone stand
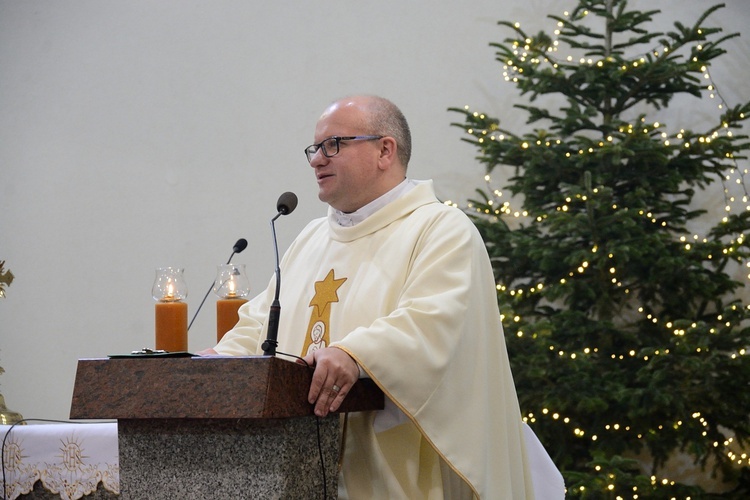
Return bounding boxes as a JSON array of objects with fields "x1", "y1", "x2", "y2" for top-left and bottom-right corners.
[
  {"x1": 260, "y1": 191, "x2": 297, "y2": 356},
  {"x1": 262, "y1": 212, "x2": 284, "y2": 356},
  {"x1": 188, "y1": 241, "x2": 247, "y2": 331}
]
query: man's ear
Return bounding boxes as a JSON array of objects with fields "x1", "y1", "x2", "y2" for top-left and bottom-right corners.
[{"x1": 378, "y1": 136, "x2": 398, "y2": 169}]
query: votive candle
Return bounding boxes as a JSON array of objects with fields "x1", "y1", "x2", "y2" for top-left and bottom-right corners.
[
  {"x1": 155, "y1": 300, "x2": 188, "y2": 352},
  {"x1": 216, "y1": 298, "x2": 247, "y2": 342}
]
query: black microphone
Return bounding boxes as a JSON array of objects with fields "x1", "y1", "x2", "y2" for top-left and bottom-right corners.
[
  {"x1": 262, "y1": 191, "x2": 298, "y2": 355},
  {"x1": 233, "y1": 238, "x2": 249, "y2": 254},
  {"x1": 276, "y1": 191, "x2": 298, "y2": 216},
  {"x1": 188, "y1": 238, "x2": 248, "y2": 332}
]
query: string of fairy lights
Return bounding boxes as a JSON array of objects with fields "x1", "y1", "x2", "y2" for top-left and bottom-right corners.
[{"x1": 445, "y1": 5, "x2": 750, "y2": 495}]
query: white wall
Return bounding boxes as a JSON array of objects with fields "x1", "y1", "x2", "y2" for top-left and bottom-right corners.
[{"x1": 1, "y1": 0, "x2": 748, "y2": 421}]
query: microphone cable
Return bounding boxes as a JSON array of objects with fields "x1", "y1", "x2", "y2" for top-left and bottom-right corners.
[{"x1": 277, "y1": 350, "x2": 328, "y2": 500}]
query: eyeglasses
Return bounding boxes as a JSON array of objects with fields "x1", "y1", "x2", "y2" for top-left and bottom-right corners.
[{"x1": 304, "y1": 135, "x2": 383, "y2": 162}]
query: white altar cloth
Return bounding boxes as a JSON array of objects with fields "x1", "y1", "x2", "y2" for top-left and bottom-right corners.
[{"x1": 1, "y1": 422, "x2": 119, "y2": 500}]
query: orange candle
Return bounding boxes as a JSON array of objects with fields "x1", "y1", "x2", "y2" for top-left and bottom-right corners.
[
  {"x1": 155, "y1": 300, "x2": 188, "y2": 352},
  {"x1": 216, "y1": 298, "x2": 247, "y2": 342}
]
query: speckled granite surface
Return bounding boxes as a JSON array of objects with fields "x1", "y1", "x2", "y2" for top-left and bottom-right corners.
[
  {"x1": 71, "y1": 356, "x2": 383, "y2": 420},
  {"x1": 118, "y1": 417, "x2": 340, "y2": 499}
]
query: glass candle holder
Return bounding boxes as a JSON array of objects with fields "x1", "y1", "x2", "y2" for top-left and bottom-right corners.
[
  {"x1": 152, "y1": 267, "x2": 188, "y2": 352},
  {"x1": 213, "y1": 264, "x2": 250, "y2": 342}
]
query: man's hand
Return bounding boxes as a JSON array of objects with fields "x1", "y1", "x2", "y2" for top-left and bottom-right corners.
[
  {"x1": 302, "y1": 346, "x2": 359, "y2": 417},
  {"x1": 195, "y1": 347, "x2": 219, "y2": 356}
]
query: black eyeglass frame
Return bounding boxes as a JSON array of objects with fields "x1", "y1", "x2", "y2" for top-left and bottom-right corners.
[{"x1": 304, "y1": 135, "x2": 383, "y2": 162}]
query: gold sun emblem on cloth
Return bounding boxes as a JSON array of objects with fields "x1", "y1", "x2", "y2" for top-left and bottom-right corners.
[
  {"x1": 3, "y1": 435, "x2": 25, "y2": 471},
  {"x1": 59, "y1": 436, "x2": 88, "y2": 472}
]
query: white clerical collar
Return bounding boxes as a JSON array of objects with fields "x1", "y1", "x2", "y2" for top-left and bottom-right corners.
[{"x1": 331, "y1": 178, "x2": 418, "y2": 227}]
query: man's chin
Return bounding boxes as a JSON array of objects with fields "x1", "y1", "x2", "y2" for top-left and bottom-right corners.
[{"x1": 318, "y1": 189, "x2": 335, "y2": 206}]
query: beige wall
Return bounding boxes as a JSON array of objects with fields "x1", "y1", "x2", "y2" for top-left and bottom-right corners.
[{"x1": 1, "y1": 0, "x2": 748, "y2": 425}]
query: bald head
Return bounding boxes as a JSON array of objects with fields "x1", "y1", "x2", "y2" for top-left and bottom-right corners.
[
  {"x1": 309, "y1": 95, "x2": 412, "y2": 212},
  {"x1": 322, "y1": 96, "x2": 412, "y2": 169}
]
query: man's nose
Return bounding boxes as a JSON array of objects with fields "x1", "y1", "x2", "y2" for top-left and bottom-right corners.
[{"x1": 309, "y1": 149, "x2": 328, "y2": 168}]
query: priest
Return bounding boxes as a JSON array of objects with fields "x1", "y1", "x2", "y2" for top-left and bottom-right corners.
[{"x1": 200, "y1": 95, "x2": 563, "y2": 499}]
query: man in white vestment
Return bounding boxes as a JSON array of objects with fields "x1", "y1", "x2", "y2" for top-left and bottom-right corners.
[{"x1": 200, "y1": 95, "x2": 564, "y2": 499}]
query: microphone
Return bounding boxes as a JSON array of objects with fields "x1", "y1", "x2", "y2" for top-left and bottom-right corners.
[
  {"x1": 187, "y1": 238, "x2": 248, "y2": 332},
  {"x1": 262, "y1": 191, "x2": 298, "y2": 355},
  {"x1": 233, "y1": 238, "x2": 249, "y2": 254},
  {"x1": 276, "y1": 191, "x2": 298, "y2": 216}
]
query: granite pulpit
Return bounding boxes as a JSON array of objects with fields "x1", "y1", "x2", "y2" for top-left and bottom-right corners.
[{"x1": 69, "y1": 355, "x2": 384, "y2": 499}]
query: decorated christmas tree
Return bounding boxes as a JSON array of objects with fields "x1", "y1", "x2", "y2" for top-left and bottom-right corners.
[{"x1": 450, "y1": 1, "x2": 750, "y2": 497}]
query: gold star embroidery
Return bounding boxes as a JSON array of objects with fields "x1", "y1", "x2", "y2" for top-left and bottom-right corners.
[
  {"x1": 309, "y1": 269, "x2": 347, "y2": 317},
  {"x1": 301, "y1": 269, "x2": 347, "y2": 356}
]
